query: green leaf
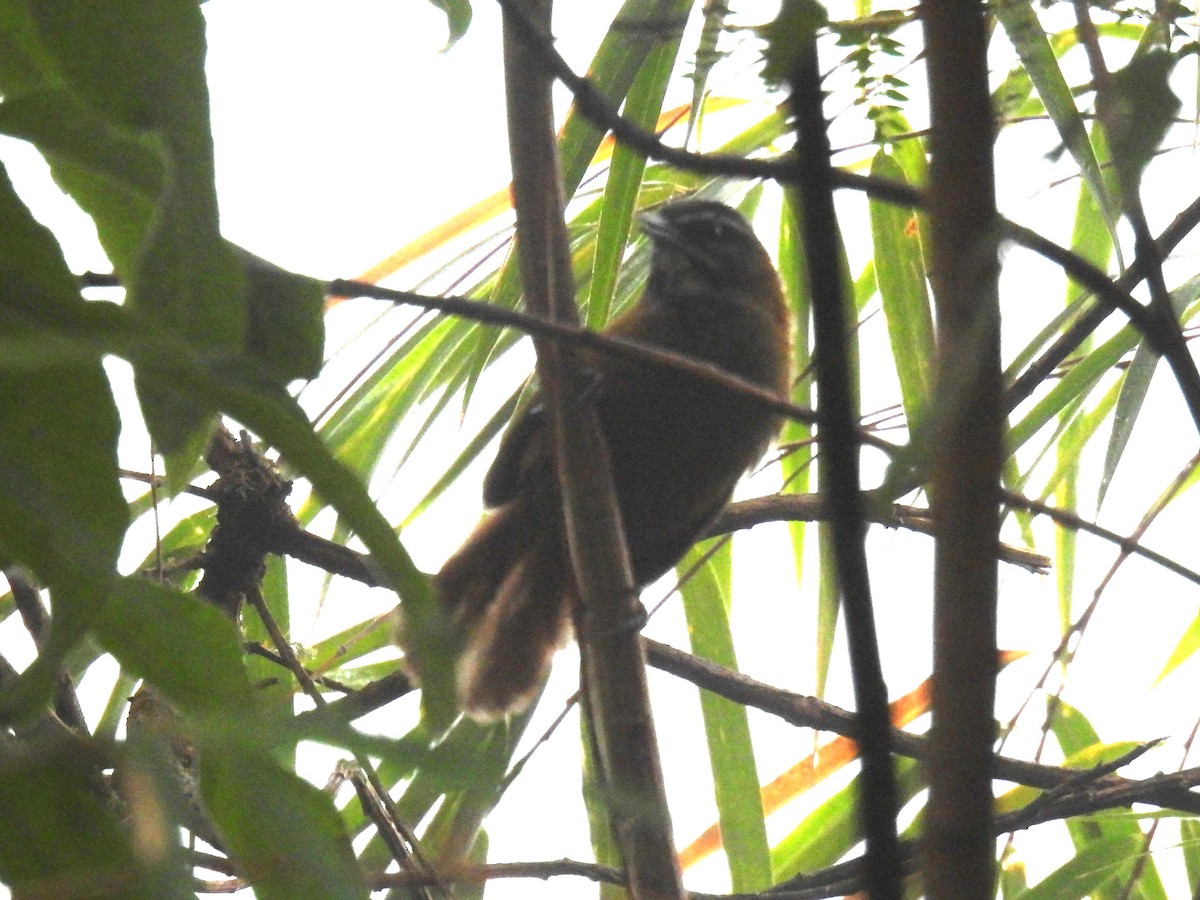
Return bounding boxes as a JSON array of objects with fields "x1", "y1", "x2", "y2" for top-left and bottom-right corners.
[
  {"x1": 1093, "y1": 55, "x2": 1182, "y2": 508},
  {"x1": 304, "y1": 611, "x2": 399, "y2": 673},
  {"x1": 26, "y1": 0, "x2": 236, "y2": 318},
  {"x1": 0, "y1": 87, "x2": 320, "y2": 393},
  {"x1": 1001, "y1": 847, "x2": 1030, "y2": 897},
  {"x1": 29, "y1": 0, "x2": 173, "y2": 130},
  {"x1": 0, "y1": 2, "x2": 58, "y2": 96},
  {"x1": 0, "y1": 742, "x2": 185, "y2": 899},
  {"x1": 461, "y1": 0, "x2": 695, "y2": 401},
  {"x1": 1048, "y1": 701, "x2": 1168, "y2": 899},
  {"x1": 49, "y1": 154, "x2": 158, "y2": 277},
  {"x1": 588, "y1": 37, "x2": 680, "y2": 329},
  {"x1": 868, "y1": 149, "x2": 933, "y2": 436},
  {"x1": 772, "y1": 756, "x2": 923, "y2": 879},
  {"x1": 128, "y1": 506, "x2": 217, "y2": 587},
  {"x1": 0, "y1": 160, "x2": 127, "y2": 715},
  {"x1": 240, "y1": 249, "x2": 326, "y2": 383},
  {"x1": 1154, "y1": 480, "x2": 1200, "y2": 680},
  {"x1": 782, "y1": 186, "x2": 857, "y2": 699},
  {"x1": 200, "y1": 747, "x2": 368, "y2": 900},
  {"x1": 1101, "y1": 51, "x2": 1180, "y2": 195},
  {"x1": 885, "y1": 113, "x2": 931, "y2": 258},
  {"x1": 1182, "y1": 818, "x2": 1200, "y2": 895},
  {"x1": 28, "y1": 0, "x2": 248, "y2": 454},
  {"x1": 304, "y1": 314, "x2": 470, "y2": 518},
  {"x1": 0, "y1": 324, "x2": 125, "y2": 595},
  {"x1": 0, "y1": 299, "x2": 429, "y2": 659},
  {"x1": 1008, "y1": 277, "x2": 1200, "y2": 455},
  {"x1": 426, "y1": 0, "x2": 472, "y2": 48},
  {"x1": 558, "y1": 0, "x2": 695, "y2": 197},
  {"x1": 686, "y1": 0, "x2": 729, "y2": 139},
  {"x1": 993, "y1": 56, "x2": 1035, "y2": 124},
  {"x1": 1097, "y1": 335, "x2": 1160, "y2": 506},
  {"x1": 582, "y1": 709, "x2": 624, "y2": 900},
  {"x1": 1014, "y1": 834, "x2": 1143, "y2": 900},
  {"x1": 131, "y1": 194, "x2": 246, "y2": 456},
  {"x1": 1041, "y1": 379, "x2": 1120, "y2": 616},
  {"x1": 406, "y1": 713, "x2": 534, "y2": 864},
  {"x1": 993, "y1": 0, "x2": 1118, "y2": 236},
  {"x1": 1052, "y1": 140, "x2": 1115, "y2": 621},
  {"x1": 0, "y1": 85, "x2": 166, "y2": 209},
  {"x1": 679, "y1": 540, "x2": 771, "y2": 892},
  {"x1": 95, "y1": 578, "x2": 256, "y2": 717},
  {"x1": 1050, "y1": 699, "x2": 1104, "y2": 757},
  {"x1": 95, "y1": 668, "x2": 141, "y2": 743},
  {"x1": 0, "y1": 157, "x2": 82, "y2": 304},
  {"x1": 398, "y1": 386, "x2": 522, "y2": 529},
  {"x1": 759, "y1": 0, "x2": 829, "y2": 87},
  {"x1": 777, "y1": 189, "x2": 814, "y2": 622}
]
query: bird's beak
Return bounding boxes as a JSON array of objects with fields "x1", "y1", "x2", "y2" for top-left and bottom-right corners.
[{"x1": 637, "y1": 208, "x2": 684, "y2": 251}]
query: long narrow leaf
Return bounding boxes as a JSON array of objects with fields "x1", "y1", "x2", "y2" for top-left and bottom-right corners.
[
  {"x1": 993, "y1": 0, "x2": 1118, "y2": 242},
  {"x1": 679, "y1": 541, "x2": 771, "y2": 891},
  {"x1": 868, "y1": 150, "x2": 933, "y2": 436}
]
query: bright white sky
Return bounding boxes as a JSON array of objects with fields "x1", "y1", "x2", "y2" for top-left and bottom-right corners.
[{"x1": 5, "y1": 1, "x2": 1200, "y2": 897}]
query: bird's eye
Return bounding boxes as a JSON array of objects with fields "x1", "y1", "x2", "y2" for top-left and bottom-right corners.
[{"x1": 693, "y1": 218, "x2": 727, "y2": 244}]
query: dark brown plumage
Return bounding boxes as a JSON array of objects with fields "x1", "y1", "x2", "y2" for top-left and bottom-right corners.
[{"x1": 435, "y1": 198, "x2": 792, "y2": 720}]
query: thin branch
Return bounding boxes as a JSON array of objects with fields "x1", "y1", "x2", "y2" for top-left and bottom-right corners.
[
  {"x1": 193, "y1": 433, "x2": 436, "y2": 893},
  {"x1": 85, "y1": 185, "x2": 1200, "y2": 464},
  {"x1": 251, "y1": 469, "x2": 1200, "y2": 631},
  {"x1": 334, "y1": 760, "x2": 420, "y2": 882},
  {"x1": 1003, "y1": 488, "x2": 1200, "y2": 588},
  {"x1": 7, "y1": 567, "x2": 50, "y2": 644},
  {"x1": 316, "y1": 670, "x2": 416, "y2": 722},
  {"x1": 327, "y1": 278, "x2": 824, "y2": 433},
  {"x1": 487, "y1": 0, "x2": 1200, "y2": 433},
  {"x1": 244, "y1": 583, "x2": 439, "y2": 896},
  {"x1": 642, "y1": 639, "x2": 1200, "y2": 815},
  {"x1": 370, "y1": 858, "x2": 625, "y2": 891},
  {"x1": 242, "y1": 641, "x2": 369, "y2": 696},
  {"x1": 1013, "y1": 452, "x2": 1200, "y2": 754},
  {"x1": 270, "y1": 520, "x2": 384, "y2": 586},
  {"x1": 4, "y1": 568, "x2": 89, "y2": 733},
  {"x1": 363, "y1": 758, "x2": 1200, "y2": 900},
  {"x1": 264, "y1": 485, "x2": 1200, "y2": 603},
  {"x1": 709, "y1": 494, "x2": 1050, "y2": 573},
  {"x1": 492, "y1": 0, "x2": 797, "y2": 184},
  {"x1": 89, "y1": 267, "x2": 818, "y2": 437},
  {"x1": 1005, "y1": 193, "x2": 1200, "y2": 412},
  {"x1": 1011, "y1": 738, "x2": 1163, "y2": 823},
  {"x1": 1073, "y1": 0, "x2": 1200, "y2": 436},
  {"x1": 785, "y1": 18, "x2": 900, "y2": 896},
  {"x1": 769, "y1": 763, "x2": 1200, "y2": 899},
  {"x1": 119, "y1": 468, "x2": 217, "y2": 502}
]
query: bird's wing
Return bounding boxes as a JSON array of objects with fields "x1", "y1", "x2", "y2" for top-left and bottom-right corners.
[{"x1": 482, "y1": 400, "x2": 551, "y2": 507}]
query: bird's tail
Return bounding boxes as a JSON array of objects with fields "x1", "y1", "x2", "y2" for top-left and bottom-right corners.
[{"x1": 433, "y1": 501, "x2": 572, "y2": 720}]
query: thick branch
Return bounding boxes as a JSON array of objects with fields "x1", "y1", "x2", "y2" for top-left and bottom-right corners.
[
  {"x1": 921, "y1": 2, "x2": 1003, "y2": 896},
  {"x1": 501, "y1": 1, "x2": 682, "y2": 896}
]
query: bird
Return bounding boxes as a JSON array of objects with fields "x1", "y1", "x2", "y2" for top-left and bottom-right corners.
[{"x1": 434, "y1": 197, "x2": 792, "y2": 720}]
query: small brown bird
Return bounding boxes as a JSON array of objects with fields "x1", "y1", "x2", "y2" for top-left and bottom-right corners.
[{"x1": 435, "y1": 198, "x2": 792, "y2": 720}]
